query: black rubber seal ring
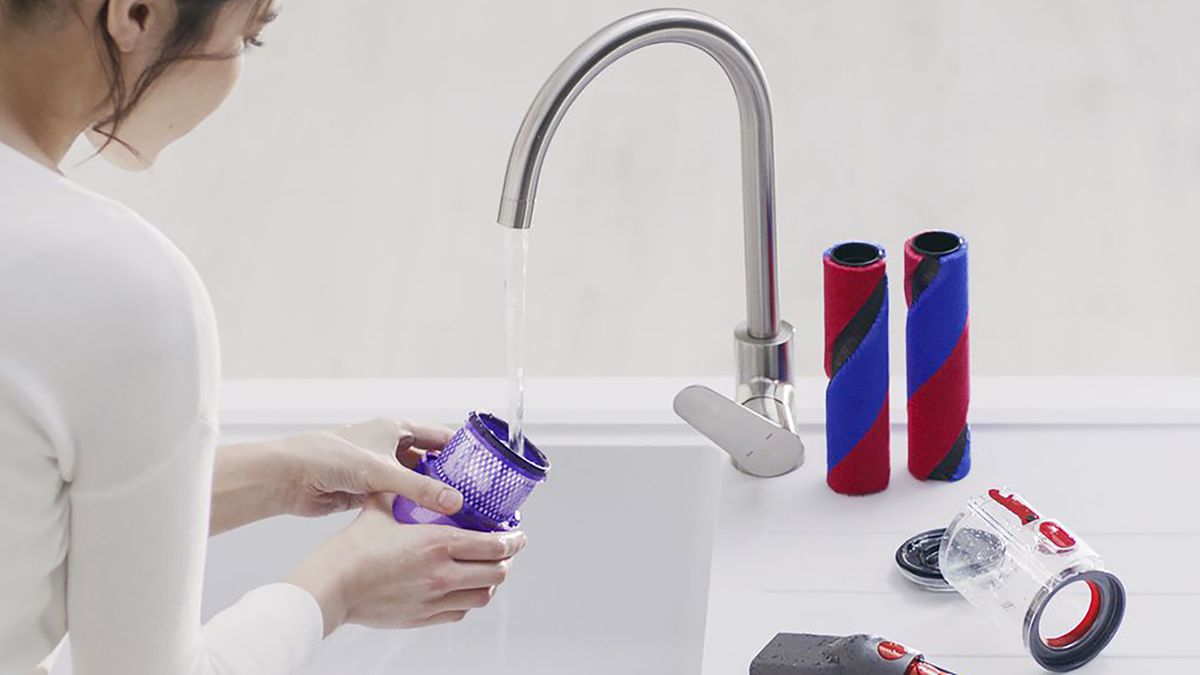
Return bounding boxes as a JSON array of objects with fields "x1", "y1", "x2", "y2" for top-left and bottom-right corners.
[{"x1": 1027, "y1": 571, "x2": 1126, "y2": 672}]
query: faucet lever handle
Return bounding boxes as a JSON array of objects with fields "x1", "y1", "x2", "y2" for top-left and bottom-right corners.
[{"x1": 673, "y1": 385, "x2": 804, "y2": 477}]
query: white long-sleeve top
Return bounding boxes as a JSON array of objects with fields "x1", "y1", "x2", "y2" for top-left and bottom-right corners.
[{"x1": 0, "y1": 141, "x2": 323, "y2": 675}]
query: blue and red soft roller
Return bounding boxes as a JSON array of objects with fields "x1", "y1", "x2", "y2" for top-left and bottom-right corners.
[
  {"x1": 823, "y1": 242, "x2": 890, "y2": 495},
  {"x1": 904, "y1": 231, "x2": 970, "y2": 482}
]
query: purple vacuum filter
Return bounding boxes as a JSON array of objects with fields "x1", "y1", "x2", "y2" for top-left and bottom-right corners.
[{"x1": 392, "y1": 411, "x2": 549, "y2": 532}]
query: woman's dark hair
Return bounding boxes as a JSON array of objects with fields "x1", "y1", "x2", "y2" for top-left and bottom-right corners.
[{"x1": 4, "y1": 0, "x2": 266, "y2": 152}]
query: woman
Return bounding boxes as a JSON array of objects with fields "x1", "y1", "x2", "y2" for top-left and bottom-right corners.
[{"x1": 0, "y1": 1, "x2": 527, "y2": 673}]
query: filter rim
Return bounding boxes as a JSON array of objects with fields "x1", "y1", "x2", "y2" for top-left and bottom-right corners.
[{"x1": 468, "y1": 411, "x2": 551, "y2": 478}]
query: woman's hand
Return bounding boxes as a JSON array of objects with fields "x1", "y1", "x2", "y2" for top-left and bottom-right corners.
[
  {"x1": 288, "y1": 495, "x2": 527, "y2": 636},
  {"x1": 211, "y1": 417, "x2": 462, "y2": 535},
  {"x1": 282, "y1": 417, "x2": 459, "y2": 517}
]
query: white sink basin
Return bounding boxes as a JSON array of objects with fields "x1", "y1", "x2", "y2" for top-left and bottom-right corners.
[{"x1": 203, "y1": 442, "x2": 724, "y2": 675}]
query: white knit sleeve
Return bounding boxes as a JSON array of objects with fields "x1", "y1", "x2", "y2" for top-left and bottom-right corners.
[{"x1": 50, "y1": 206, "x2": 323, "y2": 675}]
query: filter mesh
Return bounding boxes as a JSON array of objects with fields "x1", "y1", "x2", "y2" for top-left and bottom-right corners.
[{"x1": 430, "y1": 427, "x2": 540, "y2": 524}]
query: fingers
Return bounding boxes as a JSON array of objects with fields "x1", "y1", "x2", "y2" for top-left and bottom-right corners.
[
  {"x1": 446, "y1": 530, "x2": 526, "y2": 562},
  {"x1": 358, "y1": 492, "x2": 397, "y2": 515},
  {"x1": 398, "y1": 420, "x2": 454, "y2": 452},
  {"x1": 332, "y1": 417, "x2": 453, "y2": 456},
  {"x1": 427, "y1": 587, "x2": 496, "y2": 614},
  {"x1": 316, "y1": 434, "x2": 463, "y2": 515},
  {"x1": 411, "y1": 610, "x2": 469, "y2": 628},
  {"x1": 312, "y1": 491, "x2": 363, "y2": 516},
  {"x1": 358, "y1": 454, "x2": 462, "y2": 515},
  {"x1": 330, "y1": 418, "x2": 411, "y2": 454},
  {"x1": 448, "y1": 559, "x2": 511, "y2": 590},
  {"x1": 394, "y1": 446, "x2": 426, "y2": 471}
]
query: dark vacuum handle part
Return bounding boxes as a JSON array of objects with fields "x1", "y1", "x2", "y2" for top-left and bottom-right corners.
[{"x1": 750, "y1": 633, "x2": 958, "y2": 675}]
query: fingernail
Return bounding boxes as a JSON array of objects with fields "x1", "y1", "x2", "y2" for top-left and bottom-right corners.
[{"x1": 438, "y1": 487, "x2": 463, "y2": 512}]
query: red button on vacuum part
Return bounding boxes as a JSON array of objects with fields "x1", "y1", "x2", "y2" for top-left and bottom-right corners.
[
  {"x1": 1039, "y1": 520, "x2": 1077, "y2": 551},
  {"x1": 989, "y1": 489, "x2": 1040, "y2": 524},
  {"x1": 878, "y1": 641, "x2": 908, "y2": 660}
]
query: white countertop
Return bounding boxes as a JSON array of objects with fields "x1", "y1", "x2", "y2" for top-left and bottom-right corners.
[
  {"x1": 221, "y1": 376, "x2": 1200, "y2": 427},
  {"x1": 220, "y1": 377, "x2": 1200, "y2": 674}
]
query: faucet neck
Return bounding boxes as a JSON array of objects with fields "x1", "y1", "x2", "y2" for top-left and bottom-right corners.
[{"x1": 497, "y1": 9, "x2": 781, "y2": 339}]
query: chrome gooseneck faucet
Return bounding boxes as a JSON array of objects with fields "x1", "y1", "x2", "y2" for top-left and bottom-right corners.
[{"x1": 497, "y1": 9, "x2": 803, "y2": 477}]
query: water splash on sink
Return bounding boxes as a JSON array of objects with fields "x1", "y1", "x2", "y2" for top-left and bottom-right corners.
[{"x1": 504, "y1": 229, "x2": 530, "y2": 457}]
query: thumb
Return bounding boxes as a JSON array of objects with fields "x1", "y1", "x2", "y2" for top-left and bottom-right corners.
[{"x1": 353, "y1": 448, "x2": 464, "y2": 515}]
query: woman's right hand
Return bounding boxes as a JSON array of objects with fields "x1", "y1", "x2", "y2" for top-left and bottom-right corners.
[{"x1": 287, "y1": 495, "x2": 527, "y2": 636}]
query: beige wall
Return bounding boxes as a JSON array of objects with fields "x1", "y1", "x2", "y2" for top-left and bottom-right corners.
[{"x1": 67, "y1": 0, "x2": 1200, "y2": 378}]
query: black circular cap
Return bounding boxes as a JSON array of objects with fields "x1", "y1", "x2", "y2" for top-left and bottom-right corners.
[
  {"x1": 830, "y1": 241, "x2": 885, "y2": 267},
  {"x1": 896, "y1": 528, "x2": 952, "y2": 591},
  {"x1": 912, "y1": 231, "x2": 963, "y2": 257}
]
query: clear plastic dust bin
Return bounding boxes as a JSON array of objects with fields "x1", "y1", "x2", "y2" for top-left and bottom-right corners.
[
  {"x1": 936, "y1": 485, "x2": 1123, "y2": 667},
  {"x1": 936, "y1": 488, "x2": 1126, "y2": 672}
]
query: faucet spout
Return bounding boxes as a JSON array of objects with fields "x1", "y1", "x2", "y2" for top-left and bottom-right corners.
[
  {"x1": 497, "y1": 8, "x2": 779, "y2": 339},
  {"x1": 497, "y1": 9, "x2": 803, "y2": 477}
]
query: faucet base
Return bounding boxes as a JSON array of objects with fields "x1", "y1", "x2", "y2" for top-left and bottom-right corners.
[
  {"x1": 733, "y1": 321, "x2": 804, "y2": 476},
  {"x1": 673, "y1": 383, "x2": 805, "y2": 478}
]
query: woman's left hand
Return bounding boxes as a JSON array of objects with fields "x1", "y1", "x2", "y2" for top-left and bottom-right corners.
[{"x1": 211, "y1": 417, "x2": 462, "y2": 535}]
